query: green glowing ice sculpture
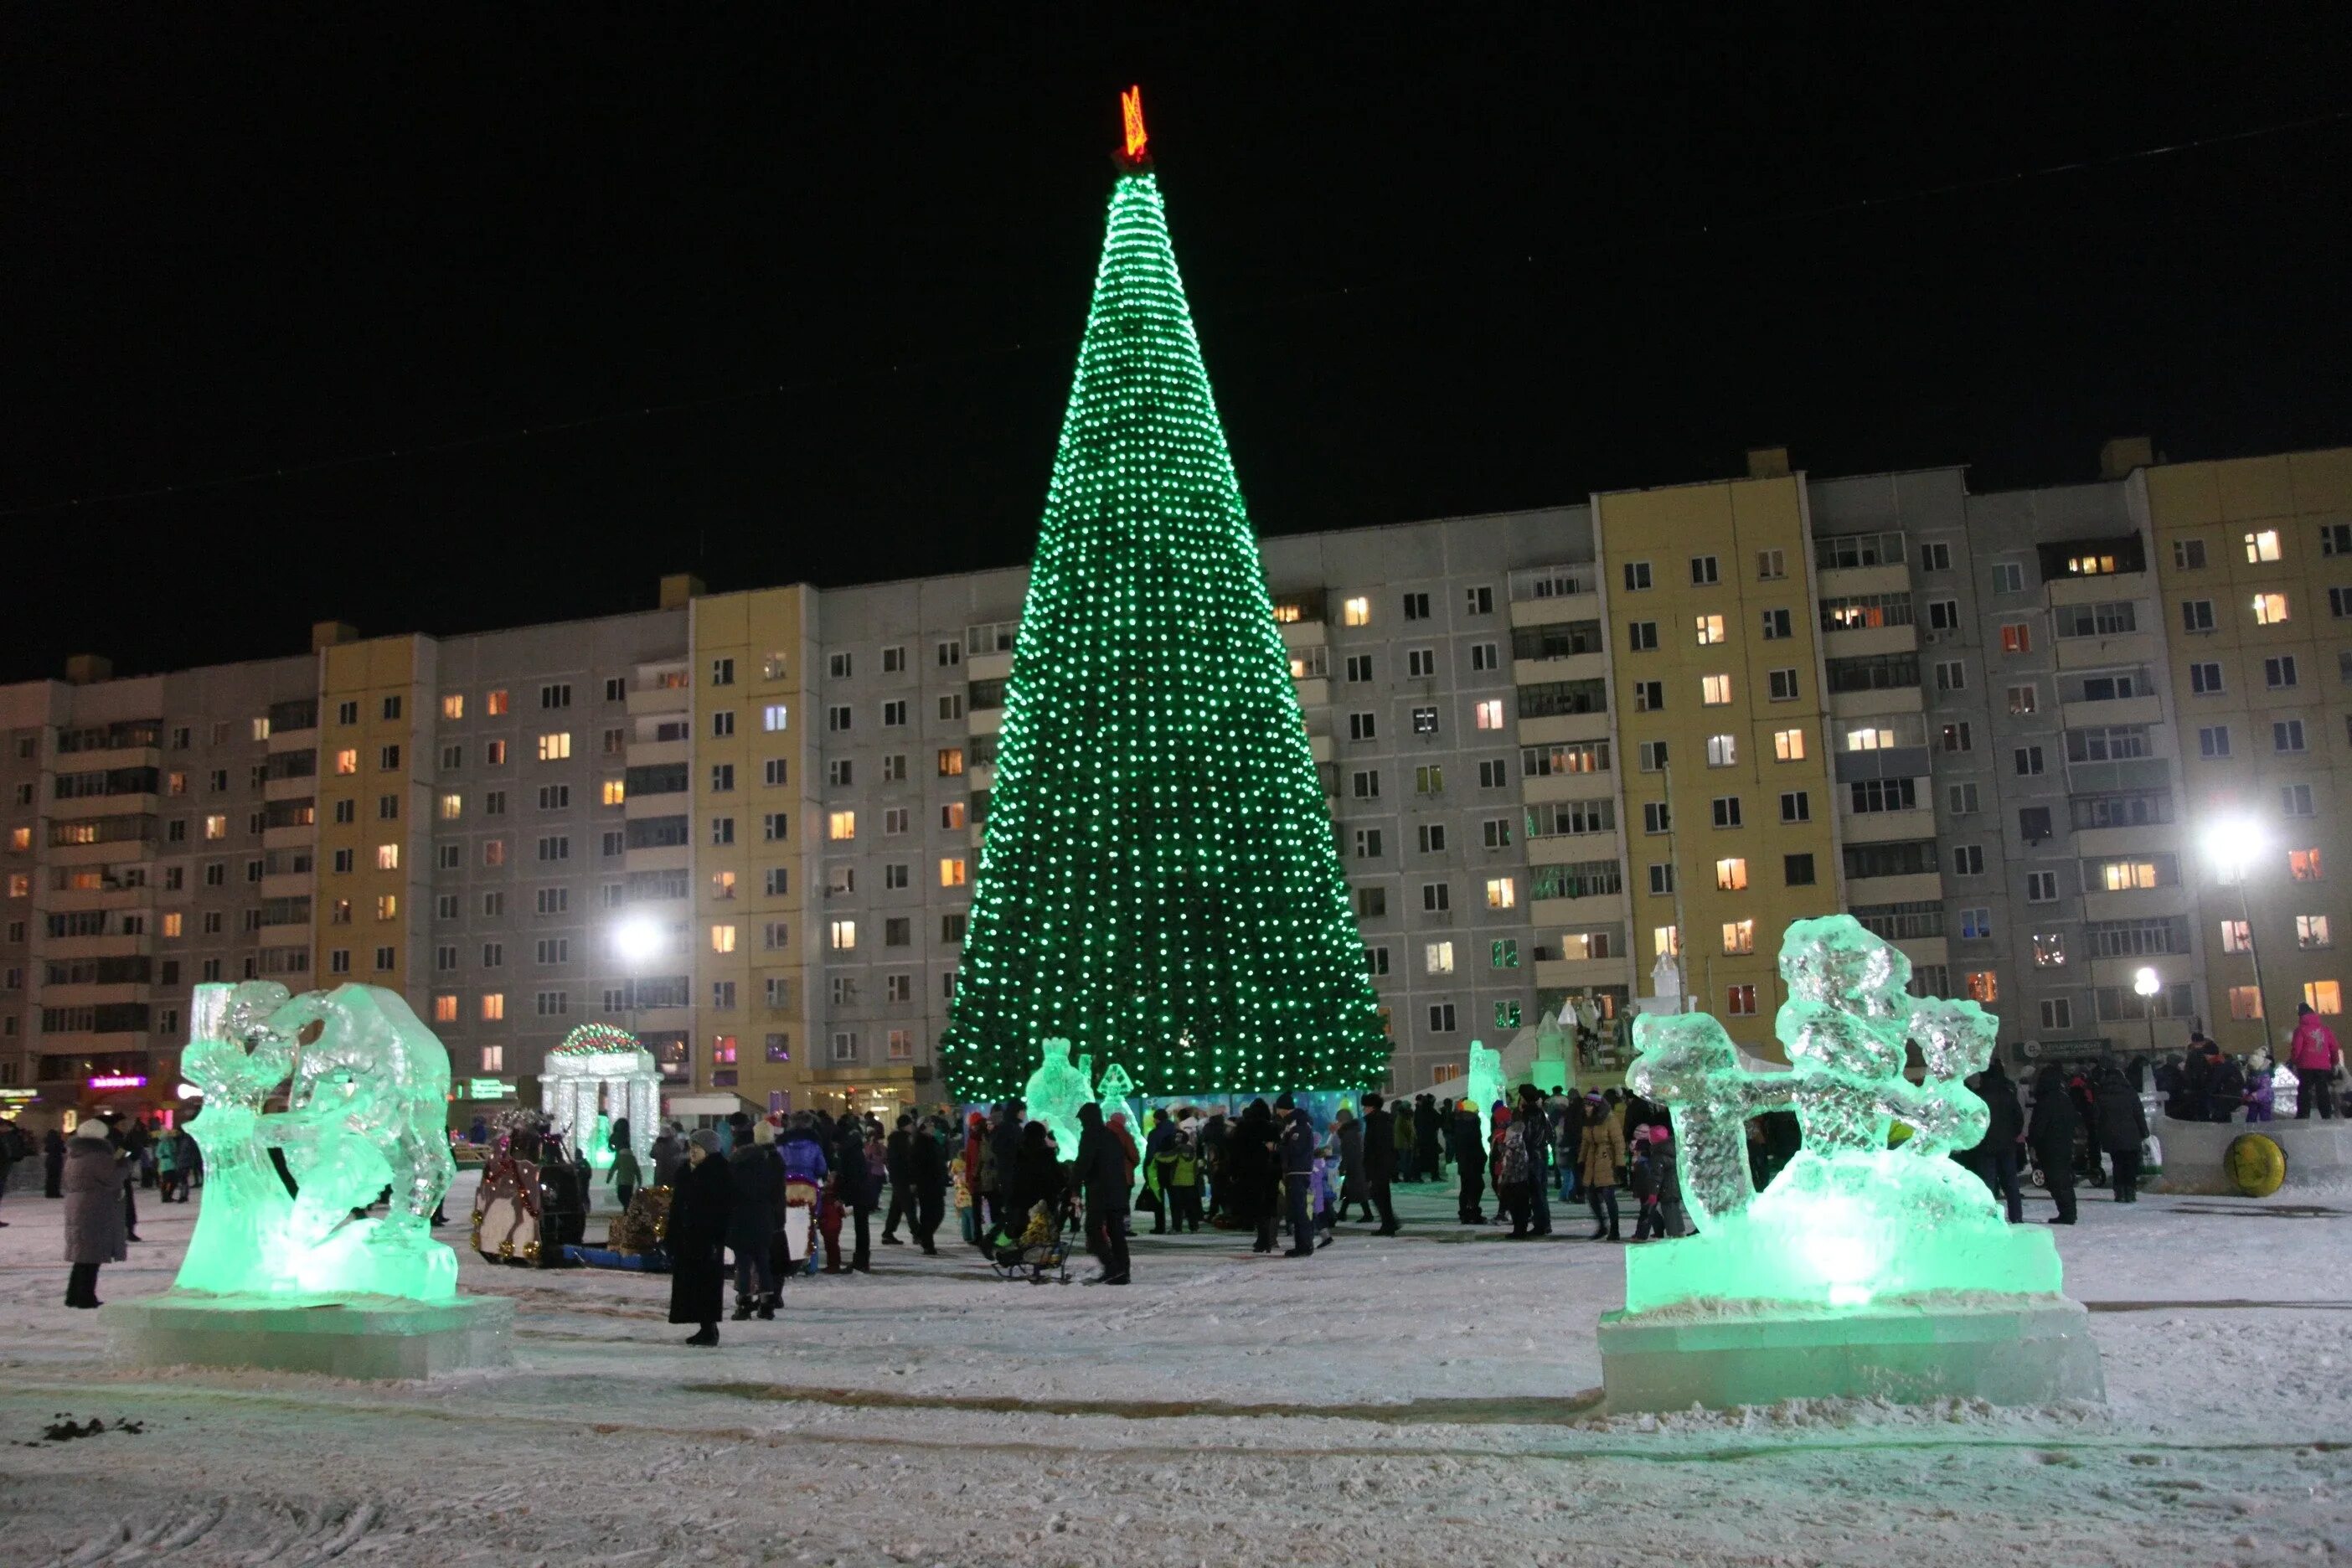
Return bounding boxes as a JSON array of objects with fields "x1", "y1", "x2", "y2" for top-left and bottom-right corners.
[
  {"x1": 1465, "y1": 1039, "x2": 1504, "y2": 1153},
  {"x1": 176, "y1": 981, "x2": 457, "y2": 1301},
  {"x1": 1024, "y1": 1038, "x2": 1096, "y2": 1161},
  {"x1": 1623, "y1": 916, "x2": 2061, "y2": 1313}
]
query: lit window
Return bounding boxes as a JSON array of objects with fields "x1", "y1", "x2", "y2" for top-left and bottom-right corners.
[
  {"x1": 2245, "y1": 528, "x2": 2282, "y2": 563},
  {"x1": 481, "y1": 1045, "x2": 504, "y2": 1073},
  {"x1": 439, "y1": 793, "x2": 462, "y2": 820},
  {"x1": 1715, "y1": 857, "x2": 1747, "y2": 891},
  {"x1": 711, "y1": 870, "x2": 735, "y2": 900},
  {"x1": 2305, "y1": 980, "x2": 2343, "y2": 1015},
  {"x1": 1966, "y1": 971, "x2": 1999, "y2": 1003},
  {"x1": 601, "y1": 779, "x2": 625, "y2": 806},
  {"x1": 2253, "y1": 591, "x2": 2290, "y2": 626},
  {"x1": 2000, "y1": 624, "x2": 2031, "y2": 653},
  {"x1": 1725, "y1": 984, "x2": 1757, "y2": 1016},
  {"x1": 2101, "y1": 860, "x2": 2159, "y2": 892},
  {"x1": 1705, "y1": 734, "x2": 1736, "y2": 766},
  {"x1": 1425, "y1": 941, "x2": 1454, "y2": 975},
  {"x1": 938, "y1": 748, "x2": 965, "y2": 777},
  {"x1": 828, "y1": 919, "x2": 856, "y2": 952},
  {"x1": 2291, "y1": 848, "x2": 2324, "y2": 881},
  {"x1": 482, "y1": 993, "x2": 504, "y2": 1021},
  {"x1": 441, "y1": 694, "x2": 464, "y2": 720},
  {"x1": 940, "y1": 857, "x2": 967, "y2": 888},
  {"x1": 375, "y1": 843, "x2": 399, "y2": 870},
  {"x1": 486, "y1": 690, "x2": 509, "y2": 715},
  {"x1": 203, "y1": 814, "x2": 227, "y2": 840},
  {"x1": 1722, "y1": 919, "x2": 1754, "y2": 955},
  {"x1": 537, "y1": 732, "x2": 572, "y2": 761},
  {"x1": 1694, "y1": 614, "x2": 1725, "y2": 645},
  {"x1": 2229, "y1": 985, "x2": 2263, "y2": 1020},
  {"x1": 1473, "y1": 699, "x2": 1504, "y2": 730},
  {"x1": 2298, "y1": 915, "x2": 2333, "y2": 950},
  {"x1": 1700, "y1": 674, "x2": 1733, "y2": 705},
  {"x1": 711, "y1": 924, "x2": 736, "y2": 954},
  {"x1": 334, "y1": 749, "x2": 358, "y2": 775},
  {"x1": 375, "y1": 894, "x2": 398, "y2": 920},
  {"x1": 1343, "y1": 596, "x2": 1370, "y2": 627},
  {"x1": 2220, "y1": 919, "x2": 2251, "y2": 954},
  {"x1": 432, "y1": 995, "x2": 458, "y2": 1024},
  {"x1": 1774, "y1": 728, "x2": 1807, "y2": 761},
  {"x1": 1653, "y1": 925, "x2": 1680, "y2": 957},
  {"x1": 828, "y1": 810, "x2": 856, "y2": 841},
  {"x1": 1483, "y1": 876, "x2": 1515, "y2": 910}
]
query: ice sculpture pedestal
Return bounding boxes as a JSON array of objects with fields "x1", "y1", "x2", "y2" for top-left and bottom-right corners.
[
  {"x1": 1597, "y1": 1294, "x2": 2104, "y2": 1414},
  {"x1": 107, "y1": 1292, "x2": 515, "y2": 1380}
]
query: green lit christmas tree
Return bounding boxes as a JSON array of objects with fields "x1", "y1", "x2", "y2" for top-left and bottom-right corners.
[{"x1": 941, "y1": 90, "x2": 1389, "y2": 1104}]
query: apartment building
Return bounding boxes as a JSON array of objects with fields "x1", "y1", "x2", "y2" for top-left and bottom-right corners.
[{"x1": 6, "y1": 442, "x2": 2345, "y2": 1127}]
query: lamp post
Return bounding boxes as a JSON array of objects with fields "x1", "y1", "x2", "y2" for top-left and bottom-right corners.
[
  {"x1": 2133, "y1": 965, "x2": 2162, "y2": 1060},
  {"x1": 2202, "y1": 817, "x2": 2272, "y2": 1050}
]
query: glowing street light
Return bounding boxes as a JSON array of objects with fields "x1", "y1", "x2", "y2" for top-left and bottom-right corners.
[
  {"x1": 612, "y1": 915, "x2": 663, "y2": 966},
  {"x1": 2133, "y1": 966, "x2": 2163, "y2": 1057},
  {"x1": 2202, "y1": 814, "x2": 2272, "y2": 1043}
]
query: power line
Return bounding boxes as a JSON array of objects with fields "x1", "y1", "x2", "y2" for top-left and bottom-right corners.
[{"x1": 7, "y1": 104, "x2": 2346, "y2": 521}]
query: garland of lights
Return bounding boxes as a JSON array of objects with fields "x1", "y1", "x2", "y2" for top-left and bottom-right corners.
[{"x1": 940, "y1": 106, "x2": 1389, "y2": 1103}]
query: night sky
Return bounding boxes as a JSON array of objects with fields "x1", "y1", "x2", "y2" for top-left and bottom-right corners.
[{"x1": 9, "y1": 8, "x2": 2351, "y2": 683}]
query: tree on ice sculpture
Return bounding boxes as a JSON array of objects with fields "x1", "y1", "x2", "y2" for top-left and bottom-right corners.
[
  {"x1": 1624, "y1": 915, "x2": 2063, "y2": 1312},
  {"x1": 937, "y1": 88, "x2": 1387, "y2": 1104}
]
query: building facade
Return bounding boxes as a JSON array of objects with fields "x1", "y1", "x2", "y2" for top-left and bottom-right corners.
[{"x1": 5, "y1": 442, "x2": 2346, "y2": 1127}]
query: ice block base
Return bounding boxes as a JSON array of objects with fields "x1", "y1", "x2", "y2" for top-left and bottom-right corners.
[{"x1": 107, "y1": 1291, "x2": 515, "y2": 1380}]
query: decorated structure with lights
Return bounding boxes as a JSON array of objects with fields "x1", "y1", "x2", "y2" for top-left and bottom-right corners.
[
  {"x1": 940, "y1": 89, "x2": 1387, "y2": 1105},
  {"x1": 539, "y1": 1022, "x2": 658, "y2": 1171},
  {"x1": 1596, "y1": 916, "x2": 2102, "y2": 1412}
]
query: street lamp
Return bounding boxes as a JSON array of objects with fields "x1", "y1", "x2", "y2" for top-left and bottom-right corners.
[
  {"x1": 2202, "y1": 816, "x2": 2272, "y2": 1048},
  {"x1": 2133, "y1": 966, "x2": 2162, "y2": 1059},
  {"x1": 612, "y1": 915, "x2": 663, "y2": 967}
]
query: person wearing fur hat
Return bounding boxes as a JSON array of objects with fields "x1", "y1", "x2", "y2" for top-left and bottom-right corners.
[
  {"x1": 668, "y1": 1129, "x2": 735, "y2": 1345},
  {"x1": 62, "y1": 1119, "x2": 131, "y2": 1308}
]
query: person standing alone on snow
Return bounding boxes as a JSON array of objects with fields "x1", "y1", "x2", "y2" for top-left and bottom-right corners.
[
  {"x1": 63, "y1": 1120, "x2": 130, "y2": 1307},
  {"x1": 668, "y1": 1129, "x2": 734, "y2": 1345}
]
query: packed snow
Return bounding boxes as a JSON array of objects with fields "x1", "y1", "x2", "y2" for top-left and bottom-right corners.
[{"x1": 2, "y1": 1170, "x2": 2348, "y2": 1565}]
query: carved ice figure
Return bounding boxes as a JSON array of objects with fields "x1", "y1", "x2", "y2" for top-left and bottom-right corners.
[
  {"x1": 1465, "y1": 1040, "x2": 1505, "y2": 1153},
  {"x1": 173, "y1": 981, "x2": 459, "y2": 1301},
  {"x1": 1621, "y1": 915, "x2": 2062, "y2": 1310},
  {"x1": 1024, "y1": 1038, "x2": 1096, "y2": 1160}
]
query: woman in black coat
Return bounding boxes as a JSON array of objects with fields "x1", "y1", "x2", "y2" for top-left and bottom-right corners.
[
  {"x1": 2091, "y1": 1061, "x2": 2150, "y2": 1204},
  {"x1": 2026, "y1": 1064, "x2": 2081, "y2": 1225},
  {"x1": 1007, "y1": 1120, "x2": 1065, "y2": 1229},
  {"x1": 666, "y1": 1131, "x2": 735, "y2": 1346}
]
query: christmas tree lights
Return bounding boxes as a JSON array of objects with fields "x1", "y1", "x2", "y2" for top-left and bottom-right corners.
[{"x1": 941, "y1": 95, "x2": 1389, "y2": 1104}]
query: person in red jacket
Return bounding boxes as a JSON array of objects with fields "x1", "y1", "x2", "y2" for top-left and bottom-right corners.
[{"x1": 2290, "y1": 1003, "x2": 2343, "y2": 1120}]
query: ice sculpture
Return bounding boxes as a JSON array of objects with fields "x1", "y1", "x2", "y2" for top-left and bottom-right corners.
[
  {"x1": 175, "y1": 981, "x2": 458, "y2": 1301},
  {"x1": 1623, "y1": 916, "x2": 2058, "y2": 1311},
  {"x1": 1465, "y1": 1040, "x2": 1504, "y2": 1153},
  {"x1": 1024, "y1": 1038, "x2": 1096, "y2": 1160}
]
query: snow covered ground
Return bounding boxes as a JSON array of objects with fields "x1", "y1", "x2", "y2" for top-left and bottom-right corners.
[{"x1": 2, "y1": 1171, "x2": 2349, "y2": 1566}]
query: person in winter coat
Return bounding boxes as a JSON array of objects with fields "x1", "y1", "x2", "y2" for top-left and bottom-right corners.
[
  {"x1": 1969, "y1": 1061, "x2": 2026, "y2": 1223},
  {"x1": 1452, "y1": 1100, "x2": 1488, "y2": 1224},
  {"x1": 1414, "y1": 1095, "x2": 1443, "y2": 1180},
  {"x1": 1070, "y1": 1101, "x2": 1132, "y2": 1284},
  {"x1": 667, "y1": 1130, "x2": 734, "y2": 1345},
  {"x1": 910, "y1": 1115, "x2": 950, "y2": 1254},
  {"x1": 1359, "y1": 1093, "x2": 1400, "y2": 1235},
  {"x1": 153, "y1": 1125, "x2": 180, "y2": 1204},
  {"x1": 62, "y1": 1121, "x2": 130, "y2": 1307},
  {"x1": 776, "y1": 1115, "x2": 830, "y2": 1273},
  {"x1": 173, "y1": 1127, "x2": 201, "y2": 1195},
  {"x1": 725, "y1": 1118, "x2": 786, "y2": 1319},
  {"x1": 1164, "y1": 1126, "x2": 1204, "y2": 1232},
  {"x1": 1280, "y1": 1106, "x2": 1318, "y2": 1257},
  {"x1": 832, "y1": 1116, "x2": 878, "y2": 1271},
  {"x1": 1392, "y1": 1097, "x2": 1418, "y2": 1184},
  {"x1": 2245, "y1": 1065, "x2": 2277, "y2": 1122},
  {"x1": 1627, "y1": 1132, "x2": 1663, "y2": 1241},
  {"x1": 44, "y1": 1127, "x2": 68, "y2": 1199},
  {"x1": 988, "y1": 1100, "x2": 1027, "y2": 1235},
  {"x1": 1333, "y1": 1107, "x2": 1370, "y2": 1223},
  {"x1": 650, "y1": 1126, "x2": 684, "y2": 1190},
  {"x1": 1008, "y1": 1120, "x2": 1065, "y2": 1230},
  {"x1": 1106, "y1": 1112, "x2": 1142, "y2": 1235},
  {"x1": 1514, "y1": 1086, "x2": 1554, "y2": 1236},
  {"x1": 959, "y1": 1112, "x2": 988, "y2": 1246},
  {"x1": 1577, "y1": 1096, "x2": 1626, "y2": 1240},
  {"x1": 1650, "y1": 1123, "x2": 1686, "y2": 1237},
  {"x1": 608, "y1": 1142, "x2": 643, "y2": 1214},
  {"x1": 2092, "y1": 1060, "x2": 2150, "y2": 1202},
  {"x1": 880, "y1": 1114, "x2": 916, "y2": 1245},
  {"x1": 2027, "y1": 1064, "x2": 2081, "y2": 1225},
  {"x1": 1493, "y1": 1106, "x2": 1534, "y2": 1236},
  {"x1": 2291, "y1": 1003, "x2": 2342, "y2": 1120}
]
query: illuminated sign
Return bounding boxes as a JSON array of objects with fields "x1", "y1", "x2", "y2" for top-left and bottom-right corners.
[
  {"x1": 467, "y1": 1078, "x2": 517, "y2": 1099},
  {"x1": 88, "y1": 1074, "x2": 148, "y2": 1091}
]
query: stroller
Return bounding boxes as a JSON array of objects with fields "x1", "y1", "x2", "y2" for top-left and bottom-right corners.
[{"x1": 988, "y1": 1199, "x2": 1075, "y2": 1285}]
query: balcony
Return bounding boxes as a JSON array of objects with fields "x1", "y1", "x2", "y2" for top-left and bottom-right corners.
[
  {"x1": 1828, "y1": 685, "x2": 1922, "y2": 721},
  {"x1": 626, "y1": 678, "x2": 693, "y2": 719},
  {"x1": 2059, "y1": 693, "x2": 2163, "y2": 730},
  {"x1": 1512, "y1": 652, "x2": 1607, "y2": 689},
  {"x1": 2055, "y1": 632, "x2": 2154, "y2": 672},
  {"x1": 1507, "y1": 565, "x2": 1601, "y2": 631},
  {"x1": 1839, "y1": 806, "x2": 1939, "y2": 844},
  {"x1": 1530, "y1": 890, "x2": 1629, "y2": 926},
  {"x1": 1534, "y1": 954, "x2": 1633, "y2": 990},
  {"x1": 1822, "y1": 622, "x2": 1917, "y2": 659},
  {"x1": 1844, "y1": 871, "x2": 1944, "y2": 905},
  {"x1": 967, "y1": 651, "x2": 1014, "y2": 683}
]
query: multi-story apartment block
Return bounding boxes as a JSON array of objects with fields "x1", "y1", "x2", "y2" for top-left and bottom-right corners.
[{"x1": 6, "y1": 442, "x2": 2345, "y2": 1129}]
